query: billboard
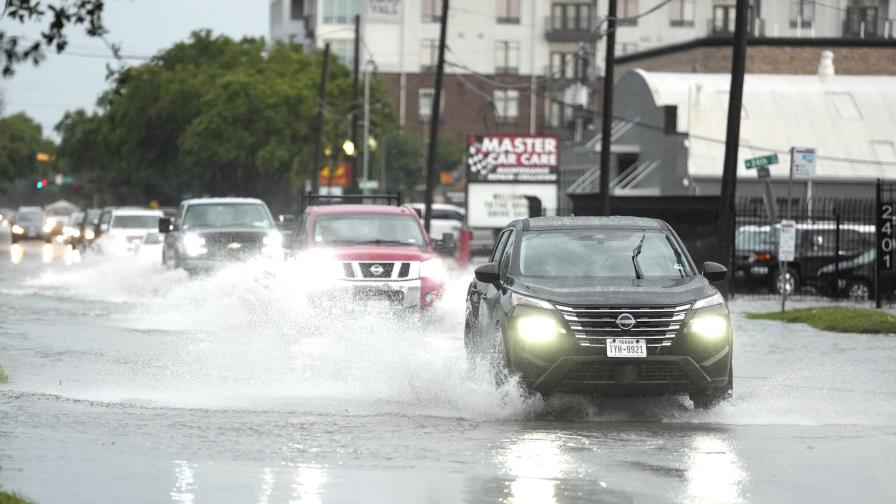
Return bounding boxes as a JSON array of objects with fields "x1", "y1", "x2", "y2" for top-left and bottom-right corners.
[
  {"x1": 466, "y1": 135, "x2": 560, "y2": 183},
  {"x1": 467, "y1": 184, "x2": 559, "y2": 228}
]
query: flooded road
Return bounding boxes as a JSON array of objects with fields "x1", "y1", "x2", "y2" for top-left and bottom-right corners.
[{"x1": 1, "y1": 229, "x2": 895, "y2": 503}]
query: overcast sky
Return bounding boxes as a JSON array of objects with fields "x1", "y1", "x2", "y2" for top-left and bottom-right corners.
[{"x1": 1, "y1": 0, "x2": 268, "y2": 139}]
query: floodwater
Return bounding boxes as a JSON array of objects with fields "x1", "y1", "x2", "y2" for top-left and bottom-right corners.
[{"x1": 1, "y1": 229, "x2": 895, "y2": 503}]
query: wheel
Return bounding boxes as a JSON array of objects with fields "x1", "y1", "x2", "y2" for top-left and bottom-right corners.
[
  {"x1": 690, "y1": 361, "x2": 733, "y2": 409},
  {"x1": 846, "y1": 280, "x2": 870, "y2": 301},
  {"x1": 774, "y1": 267, "x2": 800, "y2": 295},
  {"x1": 489, "y1": 324, "x2": 512, "y2": 386}
]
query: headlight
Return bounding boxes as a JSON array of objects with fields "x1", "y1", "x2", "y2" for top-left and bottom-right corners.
[
  {"x1": 263, "y1": 230, "x2": 283, "y2": 248},
  {"x1": 510, "y1": 291, "x2": 554, "y2": 309},
  {"x1": 419, "y1": 257, "x2": 446, "y2": 279},
  {"x1": 12, "y1": 224, "x2": 24, "y2": 234},
  {"x1": 515, "y1": 314, "x2": 563, "y2": 344},
  {"x1": 687, "y1": 292, "x2": 729, "y2": 340},
  {"x1": 43, "y1": 218, "x2": 57, "y2": 233},
  {"x1": 183, "y1": 233, "x2": 207, "y2": 257},
  {"x1": 85, "y1": 228, "x2": 95, "y2": 240}
]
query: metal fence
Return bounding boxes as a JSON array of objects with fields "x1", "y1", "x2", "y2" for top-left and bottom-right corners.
[{"x1": 733, "y1": 197, "x2": 875, "y2": 300}]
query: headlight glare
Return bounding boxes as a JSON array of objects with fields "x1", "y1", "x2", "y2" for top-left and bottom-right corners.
[
  {"x1": 12, "y1": 224, "x2": 25, "y2": 234},
  {"x1": 688, "y1": 315, "x2": 728, "y2": 340},
  {"x1": 85, "y1": 228, "x2": 95, "y2": 240},
  {"x1": 263, "y1": 231, "x2": 283, "y2": 247},
  {"x1": 515, "y1": 314, "x2": 561, "y2": 344},
  {"x1": 183, "y1": 233, "x2": 207, "y2": 257},
  {"x1": 419, "y1": 258, "x2": 446, "y2": 279}
]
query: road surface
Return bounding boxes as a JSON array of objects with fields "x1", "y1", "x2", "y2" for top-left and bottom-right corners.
[{"x1": 1, "y1": 227, "x2": 894, "y2": 503}]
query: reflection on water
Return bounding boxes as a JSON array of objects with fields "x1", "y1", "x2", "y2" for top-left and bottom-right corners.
[
  {"x1": 291, "y1": 465, "x2": 327, "y2": 504},
  {"x1": 502, "y1": 433, "x2": 568, "y2": 504},
  {"x1": 42, "y1": 243, "x2": 54, "y2": 264},
  {"x1": 258, "y1": 467, "x2": 275, "y2": 504},
  {"x1": 684, "y1": 435, "x2": 746, "y2": 504},
  {"x1": 170, "y1": 460, "x2": 196, "y2": 504},
  {"x1": 63, "y1": 245, "x2": 82, "y2": 265},
  {"x1": 10, "y1": 243, "x2": 24, "y2": 264}
]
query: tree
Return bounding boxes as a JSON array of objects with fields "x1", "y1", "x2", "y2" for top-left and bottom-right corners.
[
  {"x1": 1, "y1": 0, "x2": 114, "y2": 77},
  {"x1": 0, "y1": 111, "x2": 56, "y2": 192}
]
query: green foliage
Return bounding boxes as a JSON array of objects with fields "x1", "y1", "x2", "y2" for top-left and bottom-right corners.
[
  {"x1": 0, "y1": 490, "x2": 34, "y2": 504},
  {"x1": 746, "y1": 306, "x2": 896, "y2": 334},
  {"x1": 0, "y1": 112, "x2": 56, "y2": 192},
  {"x1": 0, "y1": 363, "x2": 7, "y2": 383}
]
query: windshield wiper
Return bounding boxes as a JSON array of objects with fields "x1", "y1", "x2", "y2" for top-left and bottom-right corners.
[
  {"x1": 632, "y1": 233, "x2": 646, "y2": 280},
  {"x1": 665, "y1": 235, "x2": 686, "y2": 278},
  {"x1": 357, "y1": 239, "x2": 414, "y2": 246}
]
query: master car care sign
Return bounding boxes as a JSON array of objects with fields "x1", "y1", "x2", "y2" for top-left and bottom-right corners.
[{"x1": 465, "y1": 135, "x2": 560, "y2": 228}]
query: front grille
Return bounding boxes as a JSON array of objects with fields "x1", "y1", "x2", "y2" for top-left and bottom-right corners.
[
  {"x1": 562, "y1": 361, "x2": 688, "y2": 384},
  {"x1": 341, "y1": 262, "x2": 415, "y2": 279},
  {"x1": 555, "y1": 303, "x2": 691, "y2": 353}
]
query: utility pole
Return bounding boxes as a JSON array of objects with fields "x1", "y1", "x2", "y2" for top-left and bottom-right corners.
[
  {"x1": 598, "y1": 0, "x2": 617, "y2": 216},
  {"x1": 350, "y1": 14, "x2": 361, "y2": 194},
  {"x1": 362, "y1": 60, "x2": 376, "y2": 195},
  {"x1": 717, "y1": 0, "x2": 750, "y2": 297},
  {"x1": 423, "y1": 0, "x2": 449, "y2": 235},
  {"x1": 311, "y1": 43, "x2": 330, "y2": 195}
]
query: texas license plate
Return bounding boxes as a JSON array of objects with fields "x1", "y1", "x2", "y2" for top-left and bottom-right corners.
[{"x1": 606, "y1": 338, "x2": 647, "y2": 358}]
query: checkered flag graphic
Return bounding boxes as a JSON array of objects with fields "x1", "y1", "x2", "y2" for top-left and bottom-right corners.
[{"x1": 467, "y1": 142, "x2": 496, "y2": 176}]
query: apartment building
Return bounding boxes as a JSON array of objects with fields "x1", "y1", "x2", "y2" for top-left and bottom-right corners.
[{"x1": 270, "y1": 1, "x2": 895, "y2": 145}]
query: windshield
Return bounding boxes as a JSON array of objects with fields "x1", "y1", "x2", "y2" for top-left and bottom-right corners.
[
  {"x1": 314, "y1": 214, "x2": 425, "y2": 247},
  {"x1": 183, "y1": 204, "x2": 272, "y2": 230},
  {"x1": 520, "y1": 229, "x2": 691, "y2": 279},
  {"x1": 111, "y1": 214, "x2": 160, "y2": 229},
  {"x1": 16, "y1": 211, "x2": 44, "y2": 224}
]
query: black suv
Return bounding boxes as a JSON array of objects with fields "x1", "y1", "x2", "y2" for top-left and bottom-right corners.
[{"x1": 465, "y1": 217, "x2": 732, "y2": 408}]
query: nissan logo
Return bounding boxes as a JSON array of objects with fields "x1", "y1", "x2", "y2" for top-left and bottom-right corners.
[
  {"x1": 616, "y1": 313, "x2": 636, "y2": 330},
  {"x1": 369, "y1": 264, "x2": 385, "y2": 276}
]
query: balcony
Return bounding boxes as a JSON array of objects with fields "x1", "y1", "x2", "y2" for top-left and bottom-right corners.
[
  {"x1": 545, "y1": 14, "x2": 600, "y2": 43},
  {"x1": 843, "y1": 7, "x2": 894, "y2": 38}
]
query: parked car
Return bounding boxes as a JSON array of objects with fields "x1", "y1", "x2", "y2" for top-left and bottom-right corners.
[
  {"x1": 464, "y1": 216, "x2": 732, "y2": 408},
  {"x1": 94, "y1": 208, "x2": 164, "y2": 255},
  {"x1": 159, "y1": 197, "x2": 282, "y2": 275},
  {"x1": 734, "y1": 221, "x2": 874, "y2": 294},
  {"x1": 816, "y1": 248, "x2": 874, "y2": 300},
  {"x1": 288, "y1": 196, "x2": 455, "y2": 311},
  {"x1": 408, "y1": 203, "x2": 465, "y2": 244},
  {"x1": 9, "y1": 207, "x2": 46, "y2": 243}
]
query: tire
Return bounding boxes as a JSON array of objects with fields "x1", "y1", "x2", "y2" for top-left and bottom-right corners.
[
  {"x1": 846, "y1": 280, "x2": 870, "y2": 301},
  {"x1": 690, "y1": 361, "x2": 733, "y2": 410},
  {"x1": 490, "y1": 324, "x2": 512, "y2": 386},
  {"x1": 774, "y1": 267, "x2": 800, "y2": 295}
]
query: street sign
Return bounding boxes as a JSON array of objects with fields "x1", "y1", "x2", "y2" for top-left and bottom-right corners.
[
  {"x1": 744, "y1": 154, "x2": 779, "y2": 169},
  {"x1": 779, "y1": 220, "x2": 797, "y2": 262},
  {"x1": 791, "y1": 147, "x2": 816, "y2": 179},
  {"x1": 757, "y1": 166, "x2": 770, "y2": 179},
  {"x1": 358, "y1": 179, "x2": 379, "y2": 190}
]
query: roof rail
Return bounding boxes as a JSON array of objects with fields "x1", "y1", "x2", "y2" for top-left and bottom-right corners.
[{"x1": 304, "y1": 192, "x2": 402, "y2": 208}]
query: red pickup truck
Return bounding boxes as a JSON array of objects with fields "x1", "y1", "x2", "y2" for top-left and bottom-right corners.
[{"x1": 288, "y1": 199, "x2": 456, "y2": 310}]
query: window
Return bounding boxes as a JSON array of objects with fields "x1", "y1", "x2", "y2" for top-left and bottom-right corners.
[
  {"x1": 551, "y1": 51, "x2": 584, "y2": 80},
  {"x1": 326, "y1": 39, "x2": 355, "y2": 67},
  {"x1": 291, "y1": 0, "x2": 305, "y2": 20},
  {"x1": 493, "y1": 90, "x2": 519, "y2": 123},
  {"x1": 419, "y1": 88, "x2": 445, "y2": 120},
  {"x1": 490, "y1": 230, "x2": 511, "y2": 263},
  {"x1": 789, "y1": 0, "x2": 814, "y2": 28},
  {"x1": 422, "y1": 0, "x2": 442, "y2": 22},
  {"x1": 421, "y1": 39, "x2": 438, "y2": 70},
  {"x1": 496, "y1": 0, "x2": 521, "y2": 24},
  {"x1": 548, "y1": 99, "x2": 573, "y2": 128},
  {"x1": 500, "y1": 230, "x2": 515, "y2": 276},
  {"x1": 551, "y1": 3, "x2": 593, "y2": 31},
  {"x1": 494, "y1": 41, "x2": 520, "y2": 74},
  {"x1": 669, "y1": 0, "x2": 694, "y2": 27},
  {"x1": 712, "y1": 4, "x2": 736, "y2": 34},
  {"x1": 845, "y1": 6, "x2": 879, "y2": 37},
  {"x1": 322, "y1": 0, "x2": 360, "y2": 24},
  {"x1": 618, "y1": 0, "x2": 638, "y2": 26},
  {"x1": 828, "y1": 92, "x2": 862, "y2": 119}
]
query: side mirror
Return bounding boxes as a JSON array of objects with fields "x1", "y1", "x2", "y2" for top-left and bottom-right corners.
[
  {"x1": 158, "y1": 217, "x2": 173, "y2": 233},
  {"x1": 474, "y1": 262, "x2": 500, "y2": 284},
  {"x1": 435, "y1": 232, "x2": 457, "y2": 256},
  {"x1": 702, "y1": 261, "x2": 728, "y2": 283}
]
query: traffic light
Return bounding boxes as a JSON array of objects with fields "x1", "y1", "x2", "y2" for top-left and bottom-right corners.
[{"x1": 36, "y1": 178, "x2": 48, "y2": 189}]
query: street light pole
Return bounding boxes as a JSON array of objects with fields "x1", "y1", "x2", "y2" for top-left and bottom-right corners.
[{"x1": 423, "y1": 0, "x2": 450, "y2": 235}]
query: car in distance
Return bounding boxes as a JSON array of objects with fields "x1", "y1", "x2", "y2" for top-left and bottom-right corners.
[
  {"x1": 289, "y1": 199, "x2": 455, "y2": 310},
  {"x1": 465, "y1": 216, "x2": 733, "y2": 408},
  {"x1": 94, "y1": 208, "x2": 164, "y2": 255},
  {"x1": 816, "y1": 248, "x2": 874, "y2": 300},
  {"x1": 9, "y1": 207, "x2": 46, "y2": 243},
  {"x1": 408, "y1": 203, "x2": 465, "y2": 244},
  {"x1": 159, "y1": 197, "x2": 282, "y2": 275}
]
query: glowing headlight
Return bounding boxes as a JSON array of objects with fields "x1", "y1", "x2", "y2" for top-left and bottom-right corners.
[
  {"x1": 43, "y1": 218, "x2": 57, "y2": 233},
  {"x1": 12, "y1": 224, "x2": 25, "y2": 235},
  {"x1": 420, "y1": 258, "x2": 446, "y2": 279},
  {"x1": 263, "y1": 230, "x2": 283, "y2": 248},
  {"x1": 63, "y1": 226, "x2": 80, "y2": 238},
  {"x1": 688, "y1": 315, "x2": 728, "y2": 340},
  {"x1": 183, "y1": 233, "x2": 207, "y2": 257},
  {"x1": 515, "y1": 314, "x2": 562, "y2": 344},
  {"x1": 85, "y1": 228, "x2": 95, "y2": 240}
]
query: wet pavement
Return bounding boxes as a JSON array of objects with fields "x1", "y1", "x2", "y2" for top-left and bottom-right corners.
[{"x1": 1, "y1": 226, "x2": 895, "y2": 503}]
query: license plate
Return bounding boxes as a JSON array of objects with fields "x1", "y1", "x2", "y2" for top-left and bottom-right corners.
[{"x1": 606, "y1": 338, "x2": 647, "y2": 358}]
